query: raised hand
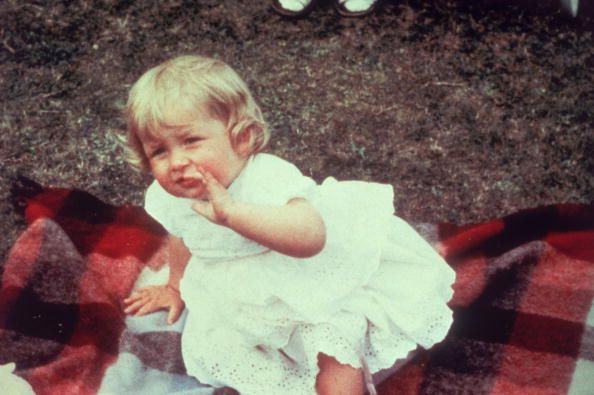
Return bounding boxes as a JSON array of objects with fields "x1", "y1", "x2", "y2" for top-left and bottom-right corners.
[
  {"x1": 123, "y1": 285, "x2": 185, "y2": 325},
  {"x1": 191, "y1": 168, "x2": 236, "y2": 226}
]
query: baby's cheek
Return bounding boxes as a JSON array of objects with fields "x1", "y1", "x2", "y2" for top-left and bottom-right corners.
[
  {"x1": 201, "y1": 158, "x2": 227, "y2": 181},
  {"x1": 150, "y1": 163, "x2": 167, "y2": 179}
]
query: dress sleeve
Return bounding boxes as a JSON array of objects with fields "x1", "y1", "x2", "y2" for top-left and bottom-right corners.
[
  {"x1": 242, "y1": 154, "x2": 317, "y2": 206},
  {"x1": 144, "y1": 181, "x2": 182, "y2": 237}
]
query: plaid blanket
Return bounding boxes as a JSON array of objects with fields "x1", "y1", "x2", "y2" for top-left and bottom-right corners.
[{"x1": 1, "y1": 177, "x2": 593, "y2": 395}]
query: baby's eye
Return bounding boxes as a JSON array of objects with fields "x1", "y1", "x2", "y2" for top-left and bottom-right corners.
[
  {"x1": 149, "y1": 147, "x2": 166, "y2": 158},
  {"x1": 184, "y1": 137, "x2": 202, "y2": 145}
]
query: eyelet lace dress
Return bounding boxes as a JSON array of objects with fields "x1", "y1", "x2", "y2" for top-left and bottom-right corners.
[{"x1": 145, "y1": 153, "x2": 455, "y2": 395}]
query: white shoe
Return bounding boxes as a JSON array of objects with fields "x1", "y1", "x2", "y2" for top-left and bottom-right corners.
[
  {"x1": 278, "y1": 0, "x2": 310, "y2": 12},
  {"x1": 272, "y1": 0, "x2": 317, "y2": 17},
  {"x1": 335, "y1": 0, "x2": 380, "y2": 16}
]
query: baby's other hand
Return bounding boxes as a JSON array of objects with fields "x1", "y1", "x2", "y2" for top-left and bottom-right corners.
[
  {"x1": 123, "y1": 285, "x2": 185, "y2": 325},
  {"x1": 192, "y1": 168, "x2": 236, "y2": 225}
]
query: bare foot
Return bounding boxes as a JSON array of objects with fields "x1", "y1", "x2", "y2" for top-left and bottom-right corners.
[
  {"x1": 316, "y1": 353, "x2": 364, "y2": 395},
  {"x1": 123, "y1": 285, "x2": 185, "y2": 324},
  {"x1": 212, "y1": 387, "x2": 240, "y2": 395}
]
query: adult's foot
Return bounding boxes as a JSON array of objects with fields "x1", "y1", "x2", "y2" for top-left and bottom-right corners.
[
  {"x1": 335, "y1": 0, "x2": 381, "y2": 17},
  {"x1": 272, "y1": 0, "x2": 318, "y2": 17}
]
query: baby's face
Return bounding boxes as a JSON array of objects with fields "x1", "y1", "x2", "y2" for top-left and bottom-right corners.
[{"x1": 140, "y1": 107, "x2": 247, "y2": 200}]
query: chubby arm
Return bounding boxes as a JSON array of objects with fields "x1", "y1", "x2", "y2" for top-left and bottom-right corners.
[
  {"x1": 166, "y1": 235, "x2": 191, "y2": 291},
  {"x1": 226, "y1": 198, "x2": 326, "y2": 258},
  {"x1": 192, "y1": 170, "x2": 326, "y2": 258}
]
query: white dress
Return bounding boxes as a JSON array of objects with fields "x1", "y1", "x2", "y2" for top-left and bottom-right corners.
[{"x1": 145, "y1": 153, "x2": 455, "y2": 395}]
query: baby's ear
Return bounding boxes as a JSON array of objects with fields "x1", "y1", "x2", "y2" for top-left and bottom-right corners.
[{"x1": 234, "y1": 126, "x2": 253, "y2": 157}]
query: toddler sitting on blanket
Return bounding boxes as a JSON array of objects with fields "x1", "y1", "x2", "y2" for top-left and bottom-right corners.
[{"x1": 122, "y1": 55, "x2": 455, "y2": 395}]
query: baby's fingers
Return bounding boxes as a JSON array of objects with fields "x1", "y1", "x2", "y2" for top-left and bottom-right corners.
[
  {"x1": 123, "y1": 292, "x2": 143, "y2": 306},
  {"x1": 124, "y1": 287, "x2": 153, "y2": 304},
  {"x1": 167, "y1": 302, "x2": 184, "y2": 325},
  {"x1": 199, "y1": 168, "x2": 226, "y2": 198},
  {"x1": 124, "y1": 298, "x2": 148, "y2": 315},
  {"x1": 135, "y1": 301, "x2": 160, "y2": 317}
]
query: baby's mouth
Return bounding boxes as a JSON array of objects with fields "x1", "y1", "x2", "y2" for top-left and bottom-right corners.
[
  {"x1": 176, "y1": 168, "x2": 205, "y2": 186},
  {"x1": 176, "y1": 177, "x2": 203, "y2": 188}
]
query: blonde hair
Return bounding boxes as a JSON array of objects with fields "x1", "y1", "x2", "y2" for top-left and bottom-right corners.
[{"x1": 124, "y1": 55, "x2": 269, "y2": 171}]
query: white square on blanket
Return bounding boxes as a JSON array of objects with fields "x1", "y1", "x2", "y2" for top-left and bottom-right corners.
[{"x1": 568, "y1": 359, "x2": 594, "y2": 395}]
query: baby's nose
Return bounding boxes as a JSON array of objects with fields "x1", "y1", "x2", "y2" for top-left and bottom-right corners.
[{"x1": 170, "y1": 150, "x2": 190, "y2": 170}]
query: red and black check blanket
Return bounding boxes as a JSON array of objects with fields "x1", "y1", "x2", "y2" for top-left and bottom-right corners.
[{"x1": 1, "y1": 178, "x2": 593, "y2": 395}]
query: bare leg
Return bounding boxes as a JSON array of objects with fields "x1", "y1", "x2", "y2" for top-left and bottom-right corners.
[{"x1": 316, "y1": 353, "x2": 364, "y2": 395}]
